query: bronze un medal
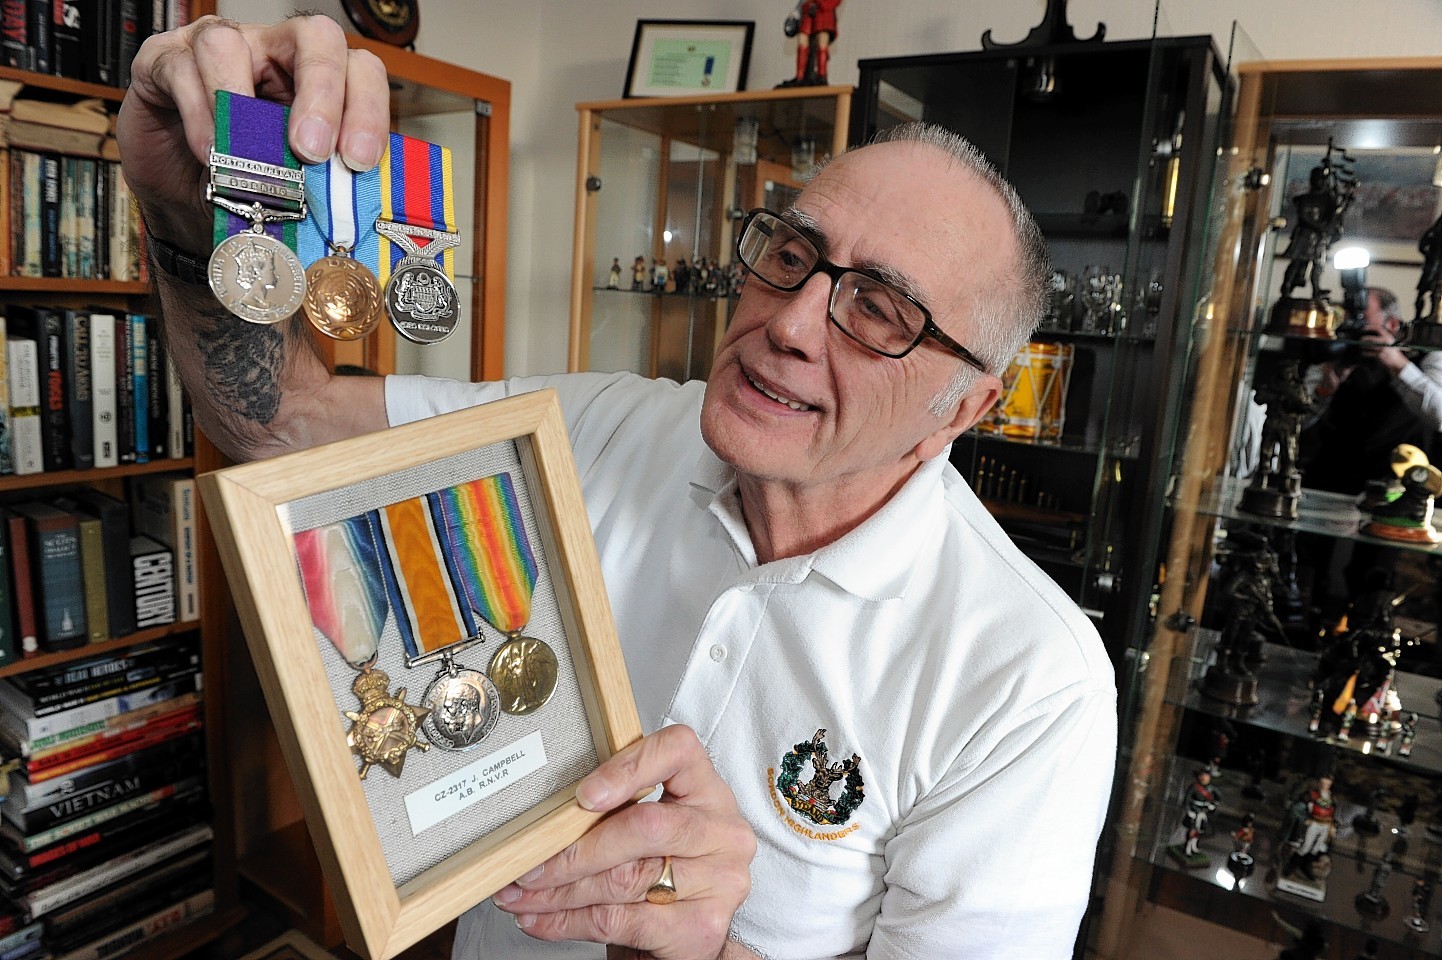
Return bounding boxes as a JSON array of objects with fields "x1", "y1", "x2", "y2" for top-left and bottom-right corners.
[
  {"x1": 209, "y1": 231, "x2": 306, "y2": 325},
  {"x1": 488, "y1": 635, "x2": 558, "y2": 715},
  {"x1": 304, "y1": 255, "x2": 384, "y2": 340},
  {"x1": 344, "y1": 666, "x2": 431, "y2": 779},
  {"x1": 385, "y1": 259, "x2": 459, "y2": 344},
  {"x1": 420, "y1": 663, "x2": 502, "y2": 751}
]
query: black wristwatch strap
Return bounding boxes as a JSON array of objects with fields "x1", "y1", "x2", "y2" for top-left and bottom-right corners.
[{"x1": 146, "y1": 233, "x2": 209, "y2": 285}]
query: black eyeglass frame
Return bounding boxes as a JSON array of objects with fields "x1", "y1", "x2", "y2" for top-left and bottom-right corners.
[{"x1": 735, "y1": 208, "x2": 989, "y2": 372}]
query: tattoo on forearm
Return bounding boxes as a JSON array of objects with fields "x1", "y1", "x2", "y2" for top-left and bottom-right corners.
[{"x1": 195, "y1": 307, "x2": 287, "y2": 425}]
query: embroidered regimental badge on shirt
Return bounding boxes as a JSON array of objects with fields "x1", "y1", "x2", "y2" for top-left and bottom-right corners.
[{"x1": 767, "y1": 728, "x2": 864, "y2": 841}]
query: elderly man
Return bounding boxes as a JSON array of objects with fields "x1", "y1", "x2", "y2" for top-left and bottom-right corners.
[{"x1": 119, "y1": 16, "x2": 1115, "y2": 959}]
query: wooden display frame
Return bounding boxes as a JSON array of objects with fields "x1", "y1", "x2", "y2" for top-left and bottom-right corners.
[{"x1": 198, "y1": 390, "x2": 641, "y2": 960}]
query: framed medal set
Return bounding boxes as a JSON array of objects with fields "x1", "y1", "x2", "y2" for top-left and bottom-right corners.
[{"x1": 199, "y1": 391, "x2": 642, "y2": 960}]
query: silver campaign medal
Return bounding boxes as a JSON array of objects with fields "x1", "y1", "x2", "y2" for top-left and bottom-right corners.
[
  {"x1": 207, "y1": 151, "x2": 309, "y2": 324},
  {"x1": 419, "y1": 652, "x2": 502, "y2": 751},
  {"x1": 375, "y1": 219, "x2": 462, "y2": 343}
]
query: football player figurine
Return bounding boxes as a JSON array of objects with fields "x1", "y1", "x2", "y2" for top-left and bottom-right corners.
[
  {"x1": 1363, "y1": 444, "x2": 1442, "y2": 542},
  {"x1": 779, "y1": 0, "x2": 842, "y2": 87}
]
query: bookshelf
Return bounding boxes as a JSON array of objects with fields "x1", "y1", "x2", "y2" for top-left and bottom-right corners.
[{"x1": 0, "y1": 5, "x2": 244, "y2": 960}]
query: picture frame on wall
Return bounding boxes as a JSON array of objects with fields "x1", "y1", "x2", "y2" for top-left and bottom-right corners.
[
  {"x1": 1280, "y1": 146, "x2": 1442, "y2": 264},
  {"x1": 200, "y1": 390, "x2": 642, "y2": 960},
  {"x1": 623, "y1": 19, "x2": 755, "y2": 98}
]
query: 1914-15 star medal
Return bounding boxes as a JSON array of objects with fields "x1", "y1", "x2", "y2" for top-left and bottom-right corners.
[
  {"x1": 345, "y1": 666, "x2": 430, "y2": 778},
  {"x1": 304, "y1": 255, "x2": 384, "y2": 340}
]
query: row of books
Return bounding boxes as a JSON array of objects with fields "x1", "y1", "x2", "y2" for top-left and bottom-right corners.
[
  {"x1": 0, "y1": 0, "x2": 194, "y2": 88},
  {"x1": 1, "y1": 306, "x2": 191, "y2": 477},
  {"x1": 0, "y1": 474, "x2": 195, "y2": 663},
  {"x1": 0, "y1": 635, "x2": 212, "y2": 960},
  {"x1": 3, "y1": 150, "x2": 144, "y2": 284}
]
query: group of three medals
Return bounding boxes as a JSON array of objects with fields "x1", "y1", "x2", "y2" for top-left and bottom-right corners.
[{"x1": 206, "y1": 147, "x2": 461, "y2": 345}]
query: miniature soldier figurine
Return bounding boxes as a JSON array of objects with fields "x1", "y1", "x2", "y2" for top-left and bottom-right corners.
[
  {"x1": 631, "y1": 255, "x2": 647, "y2": 291},
  {"x1": 1416, "y1": 211, "x2": 1442, "y2": 325},
  {"x1": 1406, "y1": 875, "x2": 1434, "y2": 932},
  {"x1": 1398, "y1": 711, "x2": 1420, "y2": 757},
  {"x1": 672, "y1": 258, "x2": 690, "y2": 295},
  {"x1": 1279, "y1": 165, "x2": 1337, "y2": 303},
  {"x1": 651, "y1": 258, "x2": 669, "y2": 294},
  {"x1": 779, "y1": 0, "x2": 843, "y2": 87},
  {"x1": 1241, "y1": 359, "x2": 1315, "y2": 519},
  {"x1": 1229, "y1": 813, "x2": 1257, "y2": 877},
  {"x1": 1282, "y1": 774, "x2": 1336, "y2": 881},
  {"x1": 1170, "y1": 768, "x2": 1220, "y2": 868},
  {"x1": 1354, "y1": 845, "x2": 1395, "y2": 918},
  {"x1": 1201, "y1": 530, "x2": 1286, "y2": 705},
  {"x1": 1339, "y1": 699, "x2": 1357, "y2": 740},
  {"x1": 1308, "y1": 686, "x2": 1325, "y2": 734},
  {"x1": 605, "y1": 257, "x2": 622, "y2": 289}
]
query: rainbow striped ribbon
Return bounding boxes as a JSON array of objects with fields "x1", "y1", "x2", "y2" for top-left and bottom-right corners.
[
  {"x1": 433, "y1": 474, "x2": 538, "y2": 637},
  {"x1": 212, "y1": 91, "x2": 300, "y2": 250},
  {"x1": 377, "y1": 131, "x2": 457, "y2": 287},
  {"x1": 378, "y1": 496, "x2": 470, "y2": 661},
  {"x1": 294, "y1": 512, "x2": 389, "y2": 667}
]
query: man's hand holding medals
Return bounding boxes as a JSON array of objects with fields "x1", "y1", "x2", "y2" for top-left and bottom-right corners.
[{"x1": 118, "y1": 16, "x2": 757, "y2": 959}]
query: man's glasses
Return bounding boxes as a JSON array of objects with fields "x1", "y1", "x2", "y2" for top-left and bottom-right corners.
[{"x1": 735, "y1": 208, "x2": 987, "y2": 371}]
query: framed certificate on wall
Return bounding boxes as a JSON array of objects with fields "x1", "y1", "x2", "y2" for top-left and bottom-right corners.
[{"x1": 624, "y1": 19, "x2": 755, "y2": 98}]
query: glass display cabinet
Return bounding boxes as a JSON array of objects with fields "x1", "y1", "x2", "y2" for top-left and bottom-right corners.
[
  {"x1": 568, "y1": 87, "x2": 850, "y2": 382},
  {"x1": 851, "y1": 34, "x2": 1229, "y2": 668},
  {"x1": 1098, "y1": 59, "x2": 1442, "y2": 960}
]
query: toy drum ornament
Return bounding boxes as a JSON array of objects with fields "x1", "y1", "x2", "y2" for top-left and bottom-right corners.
[{"x1": 982, "y1": 342, "x2": 1075, "y2": 440}]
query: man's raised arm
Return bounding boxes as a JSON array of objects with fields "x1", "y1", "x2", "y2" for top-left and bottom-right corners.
[{"x1": 117, "y1": 15, "x2": 395, "y2": 461}]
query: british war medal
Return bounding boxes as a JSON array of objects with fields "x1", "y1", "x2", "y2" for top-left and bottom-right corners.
[
  {"x1": 208, "y1": 92, "x2": 308, "y2": 324},
  {"x1": 294, "y1": 512, "x2": 431, "y2": 779}
]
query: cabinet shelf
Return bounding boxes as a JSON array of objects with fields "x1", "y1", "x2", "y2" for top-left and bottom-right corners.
[
  {"x1": 0, "y1": 277, "x2": 150, "y2": 295},
  {"x1": 0, "y1": 621, "x2": 201, "y2": 680},
  {"x1": 0, "y1": 458, "x2": 196, "y2": 495},
  {"x1": 1033, "y1": 211, "x2": 1130, "y2": 239},
  {"x1": 0, "y1": 65, "x2": 125, "y2": 103}
]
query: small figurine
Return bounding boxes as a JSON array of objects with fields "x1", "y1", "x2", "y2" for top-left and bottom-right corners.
[
  {"x1": 1241, "y1": 359, "x2": 1315, "y2": 520},
  {"x1": 1362, "y1": 444, "x2": 1442, "y2": 542},
  {"x1": 1416, "y1": 211, "x2": 1442, "y2": 326},
  {"x1": 1353, "y1": 788, "x2": 1385, "y2": 837},
  {"x1": 1168, "y1": 768, "x2": 1220, "y2": 868},
  {"x1": 1338, "y1": 699, "x2": 1357, "y2": 741},
  {"x1": 1354, "y1": 845, "x2": 1394, "y2": 918},
  {"x1": 1272, "y1": 141, "x2": 1357, "y2": 336},
  {"x1": 673, "y1": 258, "x2": 690, "y2": 295},
  {"x1": 1406, "y1": 875, "x2": 1434, "y2": 932},
  {"x1": 605, "y1": 257, "x2": 622, "y2": 290},
  {"x1": 651, "y1": 257, "x2": 669, "y2": 294},
  {"x1": 779, "y1": 0, "x2": 842, "y2": 88},
  {"x1": 1307, "y1": 687, "x2": 1325, "y2": 734},
  {"x1": 1229, "y1": 813, "x2": 1257, "y2": 878},
  {"x1": 631, "y1": 255, "x2": 647, "y2": 291},
  {"x1": 1278, "y1": 774, "x2": 1336, "y2": 901},
  {"x1": 1201, "y1": 530, "x2": 1286, "y2": 705}
]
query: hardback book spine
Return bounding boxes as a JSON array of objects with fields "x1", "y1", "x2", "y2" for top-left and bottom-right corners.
[
  {"x1": 58, "y1": 155, "x2": 76, "y2": 278},
  {"x1": 4, "y1": 334, "x2": 42, "y2": 475},
  {"x1": 0, "y1": 655, "x2": 198, "y2": 719},
  {"x1": 144, "y1": 316, "x2": 164, "y2": 460},
  {"x1": 38, "y1": 153, "x2": 60, "y2": 278},
  {"x1": 1, "y1": 509, "x2": 39, "y2": 657},
  {"x1": 0, "y1": 144, "x2": 10, "y2": 278},
  {"x1": 49, "y1": 0, "x2": 82, "y2": 81},
  {"x1": 0, "y1": 0, "x2": 26, "y2": 67},
  {"x1": 129, "y1": 536, "x2": 174, "y2": 629},
  {"x1": 9, "y1": 774, "x2": 204, "y2": 849},
  {"x1": 128, "y1": 477, "x2": 194, "y2": 622},
  {"x1": 13, "y1": 151, "x2": 39, "y2": 278},
  {"x1": 23, "y1": 0, "x2": 47, "y2": 74},
  {"x1": 11, "y1": 502, "x2": 87, "y2": 652},
  {"x1": 128, "y1": 313, "x2": 147, "y2": 463},
  {"x1": 92, "y1": 159, "x2": 109, "y2": 279},
  {"x1": 0, "y1": 790, "x2": 201, "y2": 884},
  {"x1": 73, "y1": 158, "x2": 95, "y2": 280},
  {"x1": 107, "y1": 167, "x2": 133, "y2": 282},
  {"x1": 113, "y1": 310, "x2": 134, "y2": 464},
  {"x1": 8, "y1": 728, "x2": 202, "y2": 809},
  {"x1": 22, "y1": 698, "x2": 201, "y2": 776},
  {"x1": 85, "y1": 0, "x2": 113, "y2": 86},
  {"x1": 6, "y1": 306, "x2": 66, "y2": 472},
  {"x1": 88, "y1": 313, "x2": 117, "y2": 469},
  {"x1": 164, "y1": 358, "x2": 183, "y2": 460},
  {"x1": 0, "y1": 516, "x2": 15, "y2": 668},
  {"x1": 0, "y1": 312, "x2": 10, "y2": 474},
  {"x1": 44, "y1": 851, "x2": 209, "y2": 950},
  {"x1": 8, "y1": 634, "x2": 193, "y2": 702},
  {"x1": 61, "y1": 311, "x2": 93, "y2": 470},
  {"x1": 54, "y1": 503, "x2": 106, "y2": 643},
  {"x1": 115, "y1": 0, "x2": 144, "y2": 88}
]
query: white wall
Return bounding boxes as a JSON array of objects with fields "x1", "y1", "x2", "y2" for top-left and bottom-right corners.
[{"x1": 221, "y1": 0, "x2": 1442, "y2": 378}]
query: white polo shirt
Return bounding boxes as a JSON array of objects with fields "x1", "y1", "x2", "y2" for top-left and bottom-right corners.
[{"x1": 387, "y1": 372, "x2": 1117, "y2": 960}]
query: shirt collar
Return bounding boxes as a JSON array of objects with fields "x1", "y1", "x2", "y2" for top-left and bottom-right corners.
[{"x1": 688, "y1": 446, "x2": 948, "y2": 601}]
